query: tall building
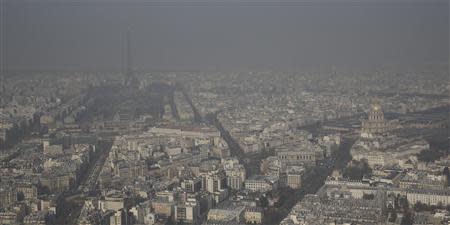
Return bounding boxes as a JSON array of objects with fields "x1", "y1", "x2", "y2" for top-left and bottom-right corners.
[
  {"x1": 222, "y1": 158, "x2": 246, "y2": 190},
  {"x1": 361, "y1": 100, "x2": 389, "y2": 138},
  {"x1": 181, "y1": 177, "x2": 202, "y2": 193},
  {"x1": 204, "y1": 171, "x2": 227, "y2": 193},
  {"x1": 174, "y1": 199, "x2": 200, "y2": 224},
  {"x1": 124, "y1": 30, "x2": 138, "y2": 88}
]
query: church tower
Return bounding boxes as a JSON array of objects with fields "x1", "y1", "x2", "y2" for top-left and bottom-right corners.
[{"x1": 361, "y1": 99, "x2": 388, "y2": 138}]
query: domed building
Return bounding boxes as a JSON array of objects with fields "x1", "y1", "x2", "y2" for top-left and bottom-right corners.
[{"x1": 361, "y1": 100, "x2": 389, "y2": 138}]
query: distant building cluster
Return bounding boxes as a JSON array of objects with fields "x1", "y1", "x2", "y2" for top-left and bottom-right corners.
[
  {"x1": 0, "y1": 68, "x2": 448, "y2": 225},
  {"x1": 0, "y1": 142, "x2": 96, "y2": 225}
]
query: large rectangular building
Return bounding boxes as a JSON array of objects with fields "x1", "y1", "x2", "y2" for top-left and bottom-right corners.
[{"x1": 276, "y1": 150, "x2": 316, "y2": 166}]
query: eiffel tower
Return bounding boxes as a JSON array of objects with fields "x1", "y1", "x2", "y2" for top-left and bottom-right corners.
[{"x1": 124, "y1": 30, "x2": 138, "y2": 88}]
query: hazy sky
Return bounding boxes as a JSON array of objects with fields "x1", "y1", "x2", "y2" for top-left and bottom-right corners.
[{"x1": 2, "y1": 0, "x2": 449, "y2": 71}]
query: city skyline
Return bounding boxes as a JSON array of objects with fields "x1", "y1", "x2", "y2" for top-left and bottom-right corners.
[{"x1": 0, "y1": 1, "x2": 449, "y2": 225}]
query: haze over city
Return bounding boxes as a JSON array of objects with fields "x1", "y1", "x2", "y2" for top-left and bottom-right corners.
[
  {"x1": 0, "y1": 1, "x2": 449, "y2": 225},
  {"x1": 2, "y1": 0, "x2": 448, "y2": 71}
]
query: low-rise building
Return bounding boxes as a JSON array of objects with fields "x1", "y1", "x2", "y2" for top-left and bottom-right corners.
[
  {"x1": 244, "y1": 207, "x2": 263, "y2": 224},
  {"x1": 245, "y1": 175, "x2": 278, "y2": 193},
  {"x1": 286, "y1": 166, "x2": 305, "y2": 189}
]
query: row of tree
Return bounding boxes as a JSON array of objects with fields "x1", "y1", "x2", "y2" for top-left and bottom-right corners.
[
  {"x1": 0, "y1": 113, "x2": 41, "y2": 150},
  {"x1": 342, "y1": 159, "x2": 372, "y2": 180}
]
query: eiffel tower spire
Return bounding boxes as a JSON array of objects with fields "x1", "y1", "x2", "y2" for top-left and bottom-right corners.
[
  {"x1": 125, "y1": 30, "x2": 137, "y2": 87},
  {"x1": 126, "y1": 30, "x2": 132, "y2": 79}
]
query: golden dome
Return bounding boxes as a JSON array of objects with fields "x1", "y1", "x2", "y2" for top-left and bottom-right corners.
[
  {"x1": 372, "y1": 104, "x2": 380, "y2": 111},
  {"x1": 370, "y1": 98, "x2": 382, "y2": 112}
]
